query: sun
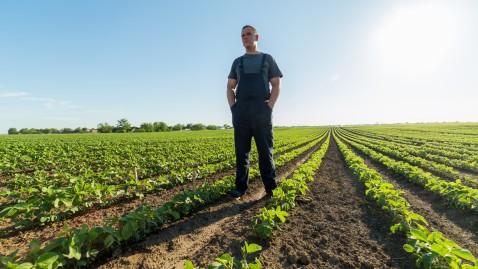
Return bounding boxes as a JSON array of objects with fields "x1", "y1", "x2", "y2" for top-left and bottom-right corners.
[{"x1": 374, "y1": 3, "x2": 458, "y2": 73}]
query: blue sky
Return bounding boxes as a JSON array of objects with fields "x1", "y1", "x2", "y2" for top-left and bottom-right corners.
[{"x1": 1, "y1": 1, "x2": 477, "y2": 133}]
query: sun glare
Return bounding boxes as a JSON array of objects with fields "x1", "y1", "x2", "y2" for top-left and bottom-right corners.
[{"x1": 374, "y1": 3, "x2": 458, "y2": 73}]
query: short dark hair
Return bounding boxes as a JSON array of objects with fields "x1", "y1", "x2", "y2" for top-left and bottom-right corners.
[{"x1": 242, "y1": 25, "x2": 257, "y2": 34}]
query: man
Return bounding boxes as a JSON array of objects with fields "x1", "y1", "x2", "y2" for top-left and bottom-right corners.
[{"x1": 227, "y1": 25, "x2": 283, "y2": 199}]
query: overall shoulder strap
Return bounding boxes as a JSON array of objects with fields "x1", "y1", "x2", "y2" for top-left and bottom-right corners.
[
  {"x1": 239, "y1": 56, "x2": 244, "y2": 71},
  {"x1": 261, "y1": 53, "x2": 268, "y2": 67}
]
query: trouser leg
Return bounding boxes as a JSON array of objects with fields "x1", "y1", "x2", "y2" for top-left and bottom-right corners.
[
  {"x1": 233, "y1": 121, "x2": 253, "y2": 194},
  {"x1": 252, "y1": 121, "x2": 277, "y2": 193}
]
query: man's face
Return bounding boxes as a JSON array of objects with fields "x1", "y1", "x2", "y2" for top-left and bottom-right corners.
[{"x1": 241, "y1": 27, "x2": 257, "y2": 48}]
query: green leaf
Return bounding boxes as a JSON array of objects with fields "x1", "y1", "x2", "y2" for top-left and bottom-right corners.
[
  {"x1": 43, "y1": 238, "x2": 66, "y2": 253},
  {"x1": 408, "y1": 212, "x2": 428, "y2": 226},
  {"x1": 245, "y1": 243, "x2": 262, "y2": 254},
  {"x1": 390, "y1": 223, "x2": 400, "y2": 234},
  {"x1": 184, "y1": 260, "x2": 194, "y2": 269},
  {"x1": 88, "y1": 228, "x2": 100, "y2": 241},
  {"x1": 39, "y1": 216, "x2": 50, "y2": 223},
  {"x1": 430, "y1": 243, "x2": 448, "y2": 257},
  {"x1": 171, "y1": 211, "x2": 180, "y2": 220},
  {"x1": 64, "y1": 246, "x2": 81, "y2": 260},
  {"x1": 218, "y1": 253, "x2": 233, "y2": 260},
  {"x1": 208, "y1": 261, "x2": 223, "y2": 268},
  {"x1": 276, "y1": 213, "x2": 286, "y2": 223},
  {"x1": 35, "y1": 252, "x2": 59, "y2": 268},
  {"x1": 403, "y1": 244, "x2": 414, "y2": 253},
  {"x1": 452, "y1": 248, "x2": 476, "y2": 262},
  {"x1": 409, "y1": 228, "x2": 428, "y2": 241},
  {"x1": 54, "y1": 198, "x2": 60, "y2": 208},
  {"x1": 104, "y1": 235, "x2": 115, "y2": 248},
  {"x1": 121, "y1": 222, "x2": 134, "y2": 240},
  {"x1": 249, "y1": 260, "x2": 262, "y2": 269},
  {"x1": 0, "y1": 207, "x2": 18, "y2": 218},
  {"x1": 420, "y1": 252, "x2": 437, "y2": 268},
  {"x1": 87, "y1": 249, "x2": 99, "y2": 258},
  {"x1": 29, "y1": 239, "x2": 41, "y2": 255},
  {"x1": 16, "y1": 263, "x2": 34, "y2": 269},
  {"x1": 215, "y1": 253, "x2": 233, "y2": 264},
  {"x1": 60, "y1": 198, "x2": 73, "y2": 207},
  {"x1": 448, "y1": 260, "x2": 460, "y2": 269}
]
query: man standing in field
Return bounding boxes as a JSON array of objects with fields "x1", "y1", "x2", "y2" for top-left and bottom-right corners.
[{"x1": 227, "y1": 25, "x2": 283, "y2": 199}]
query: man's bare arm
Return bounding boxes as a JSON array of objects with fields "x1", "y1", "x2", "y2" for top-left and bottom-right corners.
[
  {"x1": 268, "y1": 76, "x2": 281, "y2": 109},
  {"x1": 227, "y1": 78, "x2": 237, "y2": 108}
]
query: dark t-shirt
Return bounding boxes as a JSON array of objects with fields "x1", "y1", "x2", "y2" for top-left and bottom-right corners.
[{"x1": 228, "y1": 53, "x2": 283, "y2": 87}]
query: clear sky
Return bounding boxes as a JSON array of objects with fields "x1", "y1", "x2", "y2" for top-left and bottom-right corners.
[{"x1": 1, "y1": 0, "x2": 477, "y2": 133}]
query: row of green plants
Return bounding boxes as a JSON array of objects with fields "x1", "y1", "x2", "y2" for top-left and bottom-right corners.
[
  {"x1": 0, "y1": 172, "x2": 256, "y2": 268},
  {"x1": 344, "y1": 125, "x2": 478, "y2": 156},
  {"x1": 0, "y1": 131, "x2": 325, "y2": 230},
  {"x1": 338, "y1": 129, "x2": 478, "y2": 188},
  {"x1": 334, "y1": 130, "x2": 477, "y2": 269},
  {"x1": 1, "y1": 129, "x2": 321, "y2": 194},
  {"x1": 337, "y1": 130, "x2": 478, "y2": 211},
  {"x1": 1, "y1": 129, "x2": 323, "y2": 176},
  {"x1": 0, "y1": 151, "x2": 239, "y2": 227},
  {"x1": 1, "y1": 134, "x2": 233, "y2": 176},
  {"x1": 0, "y1": 129, "x2": 328, "y2": 268},
  {"x1": 338, "y1": 129, "x2": 461, "y2": 180},
  {"x1": 0, "y1": 136, "x2": 238, "y2": 215},
  {"x1": 345, "y1": 123, "x2": 478, "y2": 144},
  {"x1": 342, "y1": 128, "x2": 478, "y2": 174},
  {"x1": 1, "y1": 130, "x2": 318, "y2": 194},
  {"x1": 251, "y1": 134, "x2": 330, "y2": 239}
]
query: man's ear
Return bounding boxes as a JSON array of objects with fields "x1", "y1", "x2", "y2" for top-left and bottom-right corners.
[{"x1": 255, "y1": 34, "x2": 259, "y2": 41}]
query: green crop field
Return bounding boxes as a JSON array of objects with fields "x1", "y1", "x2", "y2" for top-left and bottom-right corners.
[{"x1": 1, "y1": 124, "x2": 477, "y2": 268}]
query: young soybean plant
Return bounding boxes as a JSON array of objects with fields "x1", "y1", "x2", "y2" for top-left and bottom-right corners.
[{"x1": 184, "y1": 241, "x2": 262, "y2": 269}]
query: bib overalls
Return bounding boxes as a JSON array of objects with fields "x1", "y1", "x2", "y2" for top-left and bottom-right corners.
[{"x1": 231, "y1": 54, "x2": 278, "y2": 195}]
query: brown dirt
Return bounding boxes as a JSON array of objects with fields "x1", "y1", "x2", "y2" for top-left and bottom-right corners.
[{"x1": 3, "y1": 135, "x2": 476, "y2": 269}]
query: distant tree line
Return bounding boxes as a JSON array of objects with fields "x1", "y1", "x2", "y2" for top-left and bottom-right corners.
[
  {"x1": 8, "y1": 118, "x2": 232, "y2": 135},
  {"x1": 8, "y1": 127, "x2": 90, "y2": 135}
]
